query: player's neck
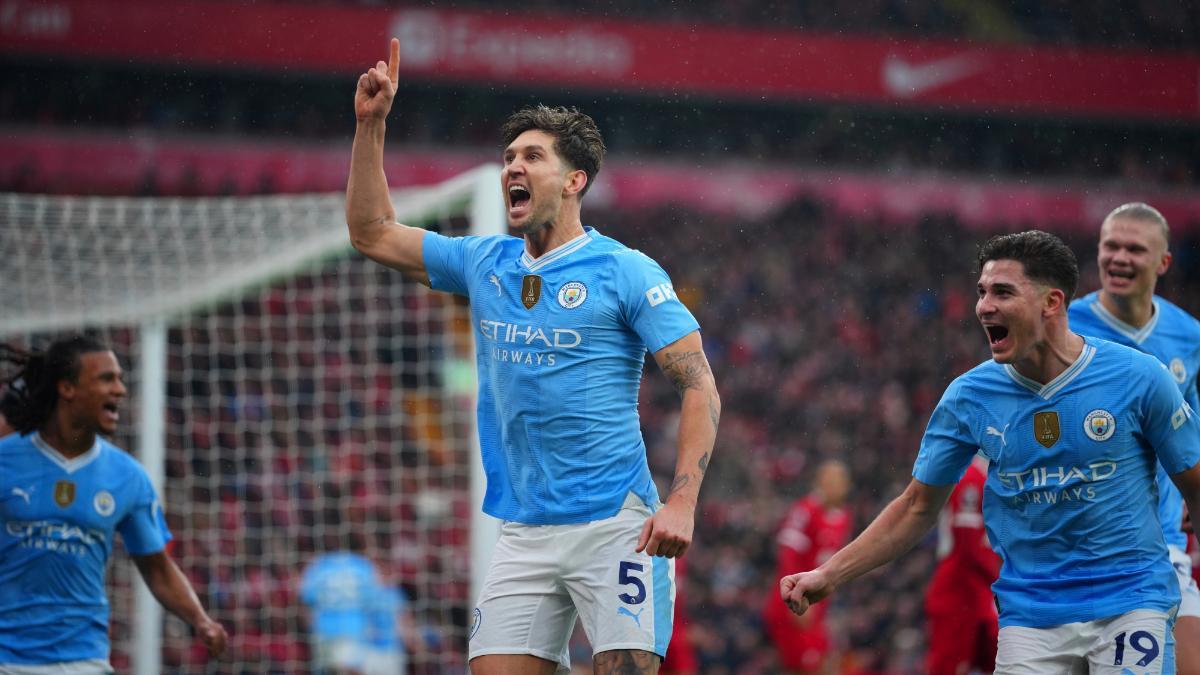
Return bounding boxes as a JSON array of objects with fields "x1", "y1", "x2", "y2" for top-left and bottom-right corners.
[
  {"x1": 39, "y1": 413, "x2": 98, "y2": 459},
  {"x1": 1012, "y1": 330, "x2": 1085, "y2": 385},
  {"x1": 524, "y1": 219, "x2": 585, "y2": 260},
  {"x1": 1097, "y1": 290, "x2": 1154, "y2": 328}
]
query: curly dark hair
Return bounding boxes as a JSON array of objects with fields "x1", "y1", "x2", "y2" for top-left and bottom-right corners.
[
  {"x1": 0, "y1": 335, "x2": 109, "y2": 434},
  {"x1": 977, "y1": 230, "x2": 1079, "y2": 305},
  {"x1": 501, "y1": 105, "x2": 606, "y2": 197}
]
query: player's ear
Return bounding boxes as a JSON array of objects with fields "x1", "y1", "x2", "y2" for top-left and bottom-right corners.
[
  {"x1": 563, "y1": 169, "x2": 587, "y2": 198},
  {"x1": 1156, "y1": 249, "x2": 1172, "y2": 277},
  {"x1": 1044, "y1": 287, "x2": 1066, "y2": 316},
  {"x1": 57, "y1": 378, "x2": 77, "y2": 402}
]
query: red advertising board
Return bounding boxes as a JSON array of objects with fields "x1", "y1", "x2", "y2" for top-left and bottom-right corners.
[
  {"x1": 4, "y1": 131, "x2": 1199, "y2": 232},
  {"x1": 2, "y1": 0, "x2": 1198, "y2": 120}
]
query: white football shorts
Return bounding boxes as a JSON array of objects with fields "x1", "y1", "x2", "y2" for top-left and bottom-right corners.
[
  {"x1": 995, "y1": 608, "x2": 1176, "y2": 675},
  {"x1": 468, "y1": 493, "x2": 676, "y2": 674},
  {"x1": 1170, "y1": 544, "x2": 1200, "y2": 619}
]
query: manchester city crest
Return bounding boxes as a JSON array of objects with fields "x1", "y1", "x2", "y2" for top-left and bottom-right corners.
[
  {"x1": 557, "y1": 281, "x2": 588, "y2": 309},
  {"x1": 1170, "y1": 357, "x2": 1187, "y2": 384},
  {"x1": 1083, "y1": 409, "x2": 1116, "y2": 442},
  {"x1": 94, "y1": 490, "x2": 116, "y2": 517}
]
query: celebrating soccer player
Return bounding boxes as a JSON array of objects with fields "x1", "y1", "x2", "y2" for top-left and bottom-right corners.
[
  {"x1": 1068, "y1": 202, "x2": 1200, "y2": 674},
  {"x1": 780, "y1": 231, "x2": 1200, "y2": 674},
  {"x1": 346, "y1": 39, "x2": 720, "y2": 675},
  {"x1": 0, "y1": 336, "x2": 227, "y2": 672}
]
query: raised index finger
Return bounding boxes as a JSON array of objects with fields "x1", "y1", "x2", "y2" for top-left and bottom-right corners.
[{"x1": 387, "y1": 37, "x2": 400, "y2": 85}]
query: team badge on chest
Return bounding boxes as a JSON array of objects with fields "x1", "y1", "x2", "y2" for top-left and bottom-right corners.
[
  {"x1": 1169, "y1": 357, "x2": 1187, "y2": 384},
  {"x1": 1033, "y1": 411, "x2": 1060, "y2": 448},
  {"x1": 1083, "y1": 409, "x2": 1116, "y2": 441},
  {"x1": 521, "y1": 275, "x2": 542, "y2": 309},
  {"x1": 54, "y1": 480, "x2": 76, "y2": 508},
  {"x1": 557, "y1": 281, "x2": 588, "y2": 309}
]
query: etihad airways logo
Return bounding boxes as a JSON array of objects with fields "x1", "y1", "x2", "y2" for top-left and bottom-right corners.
[
  {"x1": 479, "y1": 320, "x2": 582, "y2": 348},
  {"x1": 479, "y1": 319, "x2": 582, "y2": 368},
  {"x1": 995, "y1": 461, "x2": 1116, "y2": 490},
  {"x1": 7, "y1": 520, "x2": 108, "y2": 557}
]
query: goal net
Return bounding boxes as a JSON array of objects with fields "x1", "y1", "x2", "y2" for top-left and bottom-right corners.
[{"x1": 0, "y1": 165, "x2": 504, "y2": 674}]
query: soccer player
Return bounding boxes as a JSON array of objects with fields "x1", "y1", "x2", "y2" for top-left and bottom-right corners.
[
  {"x1": 346, "y1": 40, "x2": 720, "y2": 675},
  {"x1": 763, "y1": 460, "x2": 852, "y2": 675},
  {"x1": 300, "y1": 549, "x2": 399, "y2": 675},
  {"x1": 924, "y1": 454, "x2": 999, "y2": 675},
  {"x1": 1068, "y1": 202, "x2": 1200, "y2": 675},
  {"x1": 0, "y1": 336, "x2": 227, "y2": 672},
  {"x1": 780, "y1": 230, "x2": 1200, "y2": 674}
]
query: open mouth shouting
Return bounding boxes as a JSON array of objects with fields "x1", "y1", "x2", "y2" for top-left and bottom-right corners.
[
  {"x1": 984, "y1": 323, "x2": 1010, "y2": 352},
  {"x1": 507, "y1": 184, "x2": 532, "y2": 221},
  {"x1": 101, "y1": 401, "x2": 120, "y2": 426}
]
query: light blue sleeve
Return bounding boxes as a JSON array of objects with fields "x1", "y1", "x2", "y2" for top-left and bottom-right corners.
[
  {"x1": 423, "y1": 231, "x2": 489, "y2": 297},
  {"x1": 912, "y1": 378, "x2": 978, "y2": 486},
  {"x1": 1139, "y1": 358, "x2": 1200, "y2": 476},
  {"x1": 116, "y1": 466, "x2": 172, "y2": 556},
  {"x1": 615, "y1": 250, "x2": 700, "y2": 353}
]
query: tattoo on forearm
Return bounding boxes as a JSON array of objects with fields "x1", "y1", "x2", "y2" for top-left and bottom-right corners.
[
  {"x1": 669, "y1": 474, "x2": 690, "y2": 496},
  {"x1": 593, "y1": 649, "x2": 661, "y2": 674},
  {"x1": 698, "y1": 451, "x2": 710, "y2": 475},
  {"x1": 707, "y1": 395, "x2": 720, "y2": 431},
  {"x1": 662, "y1": 351, "x2": 710, "y2": 398}
]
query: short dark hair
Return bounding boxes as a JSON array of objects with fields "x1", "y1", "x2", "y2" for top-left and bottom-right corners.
[
  {"x1": 501, "y1": 105, "x2": 606, "y2": 197},
  {"x1": 977, "y1": 230, "x2": 1079, "y2": 305},
  {"x1": 0, "y1": 335, "x2": 110, "y2": 434}
]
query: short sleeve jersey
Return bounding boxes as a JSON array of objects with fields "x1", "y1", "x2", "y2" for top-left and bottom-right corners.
[
  {"x1": 0, "y1": 432, "x2": 171, "y2": 664},
  {"x1": 1070, "y1": 291, "x2": 1200, "y2": 549},
  {"x1": 299, "y1": 552, "x2": 379, "y2": 641},
  {"x1": 423, "y1": 227, "x2": 699, "y2": 524},
  {"x1": 912, "y1": 337, "x2": 1200, "y2": 628}
]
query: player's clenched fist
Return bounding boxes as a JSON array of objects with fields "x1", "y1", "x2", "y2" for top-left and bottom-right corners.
[
  {"x1": 198, "y1": 618, "x2": 229, "y2": 657},
  {"x1": 779, "y1": 569, "x2": 834, "y2": 617},
  {"x1": 355, "y1": 37, "x2": 400, "y2": 122}
]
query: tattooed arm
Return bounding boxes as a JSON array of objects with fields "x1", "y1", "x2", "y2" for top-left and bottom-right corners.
[{"x1": 635, "y1": 330, "x2": 720, "y2": 559}]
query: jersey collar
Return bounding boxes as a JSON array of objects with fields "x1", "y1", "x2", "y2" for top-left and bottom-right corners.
[
  {"x1": 520, "y1": 229, "x2": 592, "y2": 272},
  {"x1": 32, "y1": 431, "x2": 103, "y2": 473},
  {"x1": 1003, "y1": 339, "x2": 1097, "y2": 400},
  {"x1": 1087, "y1": 296, "x2": 1159, "y2": 345}
]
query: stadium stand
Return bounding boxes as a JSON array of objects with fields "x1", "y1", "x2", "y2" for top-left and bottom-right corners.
[{"x1": 2, "y1": 0, "x2": 1198, "y2": 672}]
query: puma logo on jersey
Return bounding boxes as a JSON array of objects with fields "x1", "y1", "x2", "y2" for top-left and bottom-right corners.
[
  {"x1": 986, "y1": 424, "x2": 1009, "y2": 447},
  {"x1": 11, "y1": 486, "x2": 33, "y2": 504},
  {"x1": 617, "y1": 606, "x2": 645, "y2": 628},
  {"x1": 489, "y1": 274, "x2": 502, "y2": 296}
]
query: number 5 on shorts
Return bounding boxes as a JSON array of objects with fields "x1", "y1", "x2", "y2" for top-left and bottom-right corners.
[
  {"x1": 617, "y1": 561, "x2": 646, "y2": 604},
  {"x1": 1113, "y1": 630, "x2": 1159, "y2": 667}
]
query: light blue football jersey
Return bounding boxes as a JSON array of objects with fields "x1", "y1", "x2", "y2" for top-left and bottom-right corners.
[
  {"x1": 0, "y1": 432, "x2": 171, "y2": 665},
  {"x1": 299, "y1": 552, "x2": 380, "y2": 641},
  {"x1": 913, "y1": 337, "x2": 1200, "y2": 628},
  {"x1": 1070, "y1": 291, "x2": 1200, "y2": 549},
  {"x1": 423, "y1": 227, "x2": 700, "y2": 524}
]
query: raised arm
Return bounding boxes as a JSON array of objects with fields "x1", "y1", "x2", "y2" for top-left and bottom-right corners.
[
  {"x1": 346, "y1": 37, "x2": 430, "y2": 284},
  {"x1": 133, "y1": 551, "x2": 228, "y2": 658},
  {"x1": 780, "y1": 478, "x2": 953, "y2": 616},
  {"x1": 635, "y1": 330, "x2": 720, "y2": 559}
]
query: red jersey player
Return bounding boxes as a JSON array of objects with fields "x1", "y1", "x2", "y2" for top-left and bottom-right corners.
[
  {"x1": 660, "y1": 557, "x2": 698, "y2": 675},
  {"x1": 764, "y1": 460, "x2": 852, "y2": 674},
  {"x1": 924, "y1": 455, "x2": 1000, "y2": 675}
]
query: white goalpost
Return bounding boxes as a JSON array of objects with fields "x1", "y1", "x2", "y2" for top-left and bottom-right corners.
[{"x1": 0, "y1": 165, "x2": 504, "y2": 674}]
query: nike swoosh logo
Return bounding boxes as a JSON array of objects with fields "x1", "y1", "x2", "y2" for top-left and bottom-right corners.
[{"x1": 883, "y1": 54, "x2": 983, "y2": 98}]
